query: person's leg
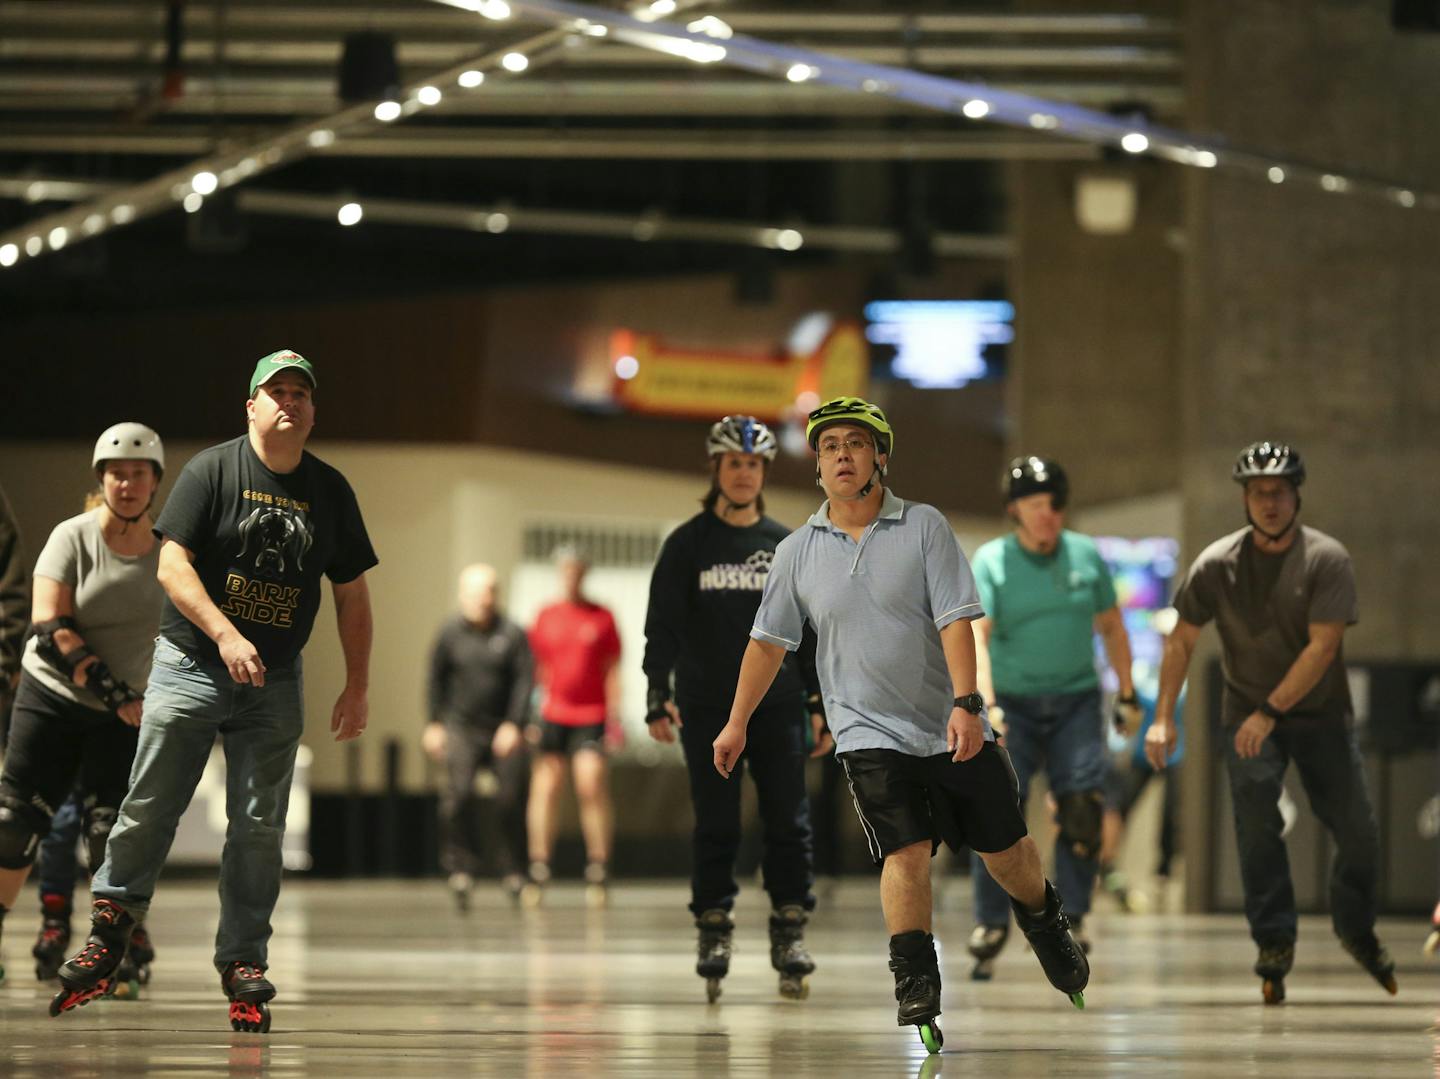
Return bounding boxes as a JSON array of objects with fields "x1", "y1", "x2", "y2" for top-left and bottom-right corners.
[
  {"x1": 1289, "y1": 723, "x2": 1381, "y2": 942},
  {"x1": 678, "y1": 705, "x2": 745, "y2": 916},
  {"x1": 882, "y1": 840, "x2": 933, "y2": 934},
  {"x1": 1223, "y1": 731, "x2": 1297, "y2": 947},
  {"x1": 212, "y1": 662, "x2": 303, "y2": 974},
  {"x1": 36, "y1": 792, "x2": 84, "y2": 901},
  {"x1": 571, "y1": 743, "x2": 612, "y2": 869},
  {"x1": 490, "y1": 722, "x2": 529, "y2": 882},
  {"x1": 0, "y1": 681, "x2": 87, "y2": 912},
  {"x1": 91, "y1": 643, "x2": 225, "y2": 920},
  {"x1": 438, "y1": 725, "x2": 480, "y2": 878},
  {"x1": 526, "y1": 744, "x2": 566, "y2": 872},
  {"x1": 971, "y1": 694, "x2": 1040, "y2": 927},
  {"x1": 747, "y1": 701, "x2": 816, "y2": 913},
  {"x1": 1046, "y1": 690, "x2": 1108, "y2": 920}
]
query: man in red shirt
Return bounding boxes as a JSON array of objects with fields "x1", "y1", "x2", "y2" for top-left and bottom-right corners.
[{"x1": 526, "y1": 546, "x2": 621, "y2": 904}]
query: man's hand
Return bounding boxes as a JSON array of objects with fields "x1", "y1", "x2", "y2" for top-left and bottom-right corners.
[
  {"x1": 331, "y1": 683, "x2": 368, "y2": 741},
  {"x1": 1233, "y1": 711, "x2": 1276, "y2": 759},
  {"x1": 422, "y1": 722, "x2": 447, "y2": 762},
  {"x1": 1113, "y1": 694, "x2": 1143, "y2": 735},
  {"x1": 117, "y1": 697, "x2": 144, "y2": 728},
  {"x1": 808, "y1": 712, "x2": 834, "y2": 758},
  {"x1": 947, "y1": 707, "x2": 984, "y2": 762},
  {"x1": 218, "y1": 631, "x2": 266, "y2": 686},
  {"x1": 1144, "y1": 717, "x2": 1178, "y2": 770},
  {"x1": 646, "y1": 699, "x2": 682, "y2": 744},
  {"x1": 713, "y1": 720, "x2": 748, "y2": 777}
]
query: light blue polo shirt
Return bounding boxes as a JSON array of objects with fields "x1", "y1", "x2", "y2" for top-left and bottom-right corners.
[{"x1": 751, "y1": 488, "x2": 990, "y2": 756}]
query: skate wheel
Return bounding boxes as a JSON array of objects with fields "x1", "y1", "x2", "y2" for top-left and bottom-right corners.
[
  {"x1": 705, "y1": 977, "x2": 723, "y2": 1004},
  {"x1": 969, "y1": 960, "x2": 995, "y2": 982},
  {"x1": 1262, "y1": 978, "x2": 1284, "y2": 1005},
  {"x1": 137, "y1": 966, "x2": 152, "y2": 986},
  {"x1": 49, "y1": 979, "x2": 110, "y2": 1017},
  {"x1": 1068, "y1": 991, "x2": 1085, "y2": 1010},
  {"x1": 919, "y1": 1021, "x2": 943, "y2": 1054},
  {"x1": 1380, "y1": 974, "x2": 1397, "y2": 996},
  {"x1": 229, "y1": 1000, "x2": 272, "y2": 1033},
  {"x1": 779, "y1": 975, "x2": 810, "y2": 1001},
  {"x1": 110, "y1": 979, "x2": 141, "y2": 1001}
]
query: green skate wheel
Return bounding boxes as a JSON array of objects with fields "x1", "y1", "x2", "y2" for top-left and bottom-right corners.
[
  {"x1": 1068, "y1": 991, "x2": 1085, "y2": 1010},
  {"x1": 919, "y1": 1021, "x2": 943, "y2": 1054}
]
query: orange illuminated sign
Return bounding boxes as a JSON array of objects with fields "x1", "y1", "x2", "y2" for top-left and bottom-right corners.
[{"x1": 610, "y1": 323, "x2": 868, "y2": 421}]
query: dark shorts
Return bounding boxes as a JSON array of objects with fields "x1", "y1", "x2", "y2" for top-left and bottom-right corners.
[
  {"x1": 536, "y1": 719, "x2": 606, "y2": 757},
  {"x1": 838, "y1": 743, "x2": 1027, "y2": 866}
]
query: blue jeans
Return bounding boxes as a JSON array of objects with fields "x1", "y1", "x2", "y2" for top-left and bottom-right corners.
[
  {"x1": 971, "y1": 688, "x2": 1106, "y2": 925},
  {"x1": 1223, "y1": 719, "x2": 1379, "y2": 946},
  {"x1": 92, "y1": 637, "x2": 304, "y2": 973},
  {"x1": 37, "y1": 791, "x2": 84, "y2": 898}
]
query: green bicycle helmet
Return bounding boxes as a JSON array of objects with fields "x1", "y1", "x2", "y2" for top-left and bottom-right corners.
[{"x1": 805, "y1": 396, "x2": 894, "y2": 457}]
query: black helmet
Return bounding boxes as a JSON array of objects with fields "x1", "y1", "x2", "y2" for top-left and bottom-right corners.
[
  {"x1": 1003, "y1": 456, "x2": 1068, "y2": 509},
  {"x1": 1232, "y1": 441, "x2": 1304, "y2": 487}
]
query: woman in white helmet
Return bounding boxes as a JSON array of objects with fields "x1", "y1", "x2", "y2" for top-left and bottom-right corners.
[
  {"x1": 0, "y1": 423, "x2": 166, "y2": 991},
  {"x1": 641, "y1": 415, "x2": 831, "y2": 1003}
]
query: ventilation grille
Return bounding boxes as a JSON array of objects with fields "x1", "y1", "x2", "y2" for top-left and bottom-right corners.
[{"x1": 522, "y1": 521, "x2": 666, "y2": 568}]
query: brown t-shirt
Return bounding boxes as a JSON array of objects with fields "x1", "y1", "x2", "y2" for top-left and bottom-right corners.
[{"x1": 1173, "y1": 525, "x2": 1357, "y2": 726}]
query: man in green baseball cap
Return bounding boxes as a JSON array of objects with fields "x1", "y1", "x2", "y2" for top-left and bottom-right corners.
[{"x1": 248, "y1": 349, "x2": 317, "y2": 398}]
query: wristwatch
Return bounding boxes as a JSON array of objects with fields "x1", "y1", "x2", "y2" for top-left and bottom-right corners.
[{"x1": 953, "y1": 693, "x2": 986, "y2": 715}]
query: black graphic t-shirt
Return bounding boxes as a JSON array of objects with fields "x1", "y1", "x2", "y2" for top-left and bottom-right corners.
[
  {"x1": 643, "y1": 511, "x2": 815, "y2": 710},
  {"x1": 154, "y1": 435, "x2": 378, "y2": 669}
]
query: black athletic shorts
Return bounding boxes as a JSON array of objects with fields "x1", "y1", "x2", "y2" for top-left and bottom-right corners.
[
  {"x1": 838, "y1": 742, "x2": 1027, "y2": 866},
  {"x1": 536, "y1": 719, "x2": 606, "y2": 756}
]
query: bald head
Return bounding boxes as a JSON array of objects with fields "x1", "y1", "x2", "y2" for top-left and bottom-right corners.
[{"x1": 458, "y1": 563, "x2": 499, "y2": 625}]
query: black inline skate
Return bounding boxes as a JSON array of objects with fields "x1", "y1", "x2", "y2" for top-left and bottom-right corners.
[
  {"x1": 1254, "y1": 939, "x2": 1294, "y2": 1004},
  {"x1": 1010, "y1": 880, "x2": 1089, "y2": 1009},
  {"x1": 128, "y1": 924, "x2": 156, "y2": 985},
  {"x1": 695, "y1": 908, "x2": 734, "y2": 1004},
  {"x1": 223, "y1": 960, "x2": 276, "y2": 1032},
  {"x1": 889, "y1": 930, "x2": 943, "y2": 1055},
  {"x1": 49, "y1": 899, "x2": 135, "y2": 1016},
  {"x1": 769, "y1": 905, "x2": 815, "y2": 1000},
  {"x1": 1339, "y1": 931, "x2": 1397, "y2": 996},
  {"x1": 32, "y1": 893, "x2": 72, "y2": 981},
  {"x1": 966, "y1": 923, "x2": 1008, "y2": 981}
]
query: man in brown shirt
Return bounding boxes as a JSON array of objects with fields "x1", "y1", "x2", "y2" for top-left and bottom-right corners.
[{"x1": 1145, "y1": 442, "x2": 1394, "y2": 1005}]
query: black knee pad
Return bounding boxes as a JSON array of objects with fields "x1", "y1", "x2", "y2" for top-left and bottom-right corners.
[
  {"x1": 1056, "y1": 790, "x2": 1104, "y2": 862},
  {"x1": 85, "y1": 806, "x2": 120, "y2": 872},
  {"x1": 0, "y1": 794, "x2": 47, "y2": 870}
]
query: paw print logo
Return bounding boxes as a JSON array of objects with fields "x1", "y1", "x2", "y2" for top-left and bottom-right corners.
[{"x1": 744, "y1": 550, "x2": 774, "y2": 571}]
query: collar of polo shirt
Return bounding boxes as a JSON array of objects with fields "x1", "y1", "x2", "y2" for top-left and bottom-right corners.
[{"x1": 808, "y1": 487, "x2": 905, "y2": 530}]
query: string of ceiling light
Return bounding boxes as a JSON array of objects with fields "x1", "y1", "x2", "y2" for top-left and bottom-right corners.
[{"x1": 0, "y1": 0, "x2": 1429, "y2": 272}]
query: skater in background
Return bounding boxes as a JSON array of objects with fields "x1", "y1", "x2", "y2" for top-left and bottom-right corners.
[
  {"x1": 965, "y1": 455, "x2": 1141, "y2": 976},
  {"x1": 643, "y1": 415, "x2": 828, "y2": 1002},
  {"x1": 1146, "y1": 441, "x2": 1394, "y2": 1004},
  {"x1": 1097, "y1": 682, "x2": 1183, "y2": 913},
  {"x1": 51, "y1": 352, "x2": 377, "y2": 1033},
  {"x1": 0, "y1": 426, "x2": 166, "y2": 991},
  {"x1": 424, "y1": 562, "x2": 533, "y2": 909},
  {"x1": 526, "y1": 546, "x2": 621, "y2": 903},
  {"x1": 713, "y1": 398, "x2": 1088, "y2": 1056}
]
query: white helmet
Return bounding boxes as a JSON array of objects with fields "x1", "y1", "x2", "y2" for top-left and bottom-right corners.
[
  {"x1": 93, "y1": 422, "x2": 165, "y2": 478},
  {"x1": 706, "y1": 415, "x2": 778, "y2": 461}
]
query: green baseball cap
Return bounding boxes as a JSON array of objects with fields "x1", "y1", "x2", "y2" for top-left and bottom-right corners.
[{"x1": 249, "y1": 349, "x2": 317, "y2": 397}]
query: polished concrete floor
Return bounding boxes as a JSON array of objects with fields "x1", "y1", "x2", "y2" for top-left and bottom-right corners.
[{"x1": 0, "y1": 877, "x2": 1434, "y2": 1078}]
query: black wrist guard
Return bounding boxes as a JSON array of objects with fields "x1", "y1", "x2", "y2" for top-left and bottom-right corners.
[
  {"x1": 645, "y1": 686, "x2": 672, "y2": 723},
  {"x1": 806, "y1": 692, "x2": 826, "y2": 723},
  {"x1": 1258, "y1": 700, "x2": 1286, "y2": 722},
  {"x1": 84, "y1": 656, "x2": 141, "y2": 712}
]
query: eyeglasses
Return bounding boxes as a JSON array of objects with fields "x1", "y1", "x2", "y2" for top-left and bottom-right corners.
[{"x1": 816, "y1": 437, "x2": 874, "y2": 458}]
